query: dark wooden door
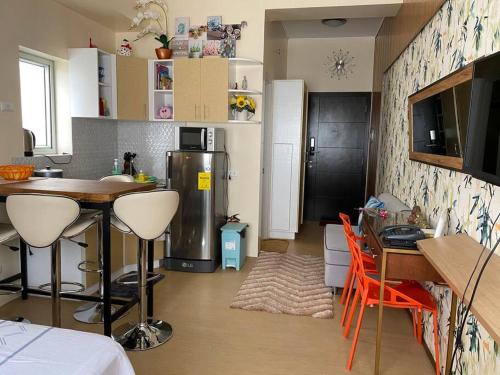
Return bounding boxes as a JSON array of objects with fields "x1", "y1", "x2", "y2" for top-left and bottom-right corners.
[{"x1": 304, "y1": 93, "x2": 371, "y2": 222}]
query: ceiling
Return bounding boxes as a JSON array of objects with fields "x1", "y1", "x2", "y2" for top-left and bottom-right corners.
[
  {"x1": 54, "y1": 0, "x2": 134, "y2": 31},
  {"x1": 282, "y1": 18, "x2": 384, "y2": 38}
]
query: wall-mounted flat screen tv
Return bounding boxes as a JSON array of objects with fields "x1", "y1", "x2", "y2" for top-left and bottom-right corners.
[{"x1": 465, "y1": 51, "x2": 500, "y2": 186}]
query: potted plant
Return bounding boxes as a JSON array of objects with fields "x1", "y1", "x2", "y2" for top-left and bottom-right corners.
[
  {"x1": 129, "y1": 0, "x2": 174, "y2": 59},
  {"x1": 230, "y1": 95, "x2": 256, "y2": 121}
]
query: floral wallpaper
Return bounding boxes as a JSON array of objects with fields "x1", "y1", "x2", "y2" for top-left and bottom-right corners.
[{"x1": 376, "y1": 0, "x2": 500, "y2": 374}]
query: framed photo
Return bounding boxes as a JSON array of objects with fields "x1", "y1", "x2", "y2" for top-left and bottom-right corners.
[
  {"x1": 189, "y1": 25, "x2": 207, "y2": 40},
  {"x1": 175, "y1": 17, "x2": 190, "y2": 40},
  {"x1": 207, "y1": 16, "x2": 222, "y2": 31},
  {"x1": 189, "y1": 39, "x2": 203, "y2": 58},
  {"x1": 171, "y1": 39, "x2": 188, "y2": 58},
  {"x1": 219, "y1": 38, "x2": 236, "y2": 58},
  {"x1": 203, "y1": 40, "x2": 221, "y2": 56},
  {"x1": 219, "y1": 24, "x2": 242, "y2": 40}
]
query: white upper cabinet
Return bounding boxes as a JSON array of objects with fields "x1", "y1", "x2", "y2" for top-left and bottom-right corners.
[{"x1": 69, "y1": 48, "x2": 117, "y2": 119}]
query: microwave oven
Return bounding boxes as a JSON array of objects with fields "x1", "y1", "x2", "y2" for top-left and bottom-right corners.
[{"x1": 174, "y1": 127, "x2": 225, "y2": 152}]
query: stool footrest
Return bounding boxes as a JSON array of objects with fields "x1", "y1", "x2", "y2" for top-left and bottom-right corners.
[
  {"x1": 77, "y1": 260, "x2": 102, "y2": 273},
  {"x1": 0, "y1": 284, "x2": 23, "y2": 296},
  {"x1": 115, "y1": 271, "x2": 163, "y2": 286},
  {"x1": 39, "y1": 281, "x2": 85, "y2": 294}
]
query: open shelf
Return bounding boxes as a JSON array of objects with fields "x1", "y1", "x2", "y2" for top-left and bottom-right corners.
[
  {"x1": 229, "y1": 58, "x2": 263, "y2": 66},
  {"x1": 149, "y1": 60, "x2": 175, "y2": 121},
  {"x1": 228, "y1": 89, "x2": 262, "y2": 95},
  {"x1": 228, "y1": 120, "x2": 261, "y2": 124}
]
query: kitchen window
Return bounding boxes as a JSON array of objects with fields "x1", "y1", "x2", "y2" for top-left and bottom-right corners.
[{"x1": 19, "y1": 52, "x2": 56, "y2": 154}]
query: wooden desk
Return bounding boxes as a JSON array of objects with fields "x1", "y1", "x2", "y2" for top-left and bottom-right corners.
[
  {"x1": 0, "y1": 178, "x2": 156, "y2": 336},
  {"x1": 418, "y1": 234, "x2": 500, "y2": 344},
  {"x1": 363, "y1": 213, "x2": 453, "y2": 375}
]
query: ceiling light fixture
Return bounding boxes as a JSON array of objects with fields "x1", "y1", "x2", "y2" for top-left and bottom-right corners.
[{"x1": 321, "y1": 18, "x2": 347, "y2": 28}]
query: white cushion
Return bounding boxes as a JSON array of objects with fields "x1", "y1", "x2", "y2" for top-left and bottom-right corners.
[
  {"x1": 111, "y1": 214, "x2": 131, "y2": 233},
  {"x1": 324, "y1": 224, "x2": 358, "y2": 252},
  {"x1": 0, "y1": 223, "x2": 18, "y2": 244},
  {"x1": 62, "y1": 213, "x2": 98, "y2": 239}
]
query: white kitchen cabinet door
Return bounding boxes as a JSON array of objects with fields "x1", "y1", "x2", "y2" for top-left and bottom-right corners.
[{"x1": 268, "y1": 80, "x2": 306, "y2": 239}]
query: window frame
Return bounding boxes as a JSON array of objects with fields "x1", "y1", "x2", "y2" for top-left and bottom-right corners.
[{"x1": 19, "y1": 51, "x2": 57, "y2": 155}]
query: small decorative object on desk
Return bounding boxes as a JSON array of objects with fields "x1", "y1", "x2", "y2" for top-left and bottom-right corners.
[
  {"x1": 230, "y1": 95, "x2": 256, "y2": 121},
  {"x1": 129, "y1": 0, "x2": 174, "y2": 59},
  {"x1": 407, "y1": 205, "x2": 430, "y2": 228},
  {"x1": 117, "y1": 39, "x2": 133, "y2": 56}
]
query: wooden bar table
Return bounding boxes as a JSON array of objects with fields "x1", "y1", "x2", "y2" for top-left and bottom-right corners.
[
  {"x1": 0, "y1": 178, "x2": 156, "y2": 336},
  {"x1": 362, "y1": 212, "x2": 455, "y2": 375}
]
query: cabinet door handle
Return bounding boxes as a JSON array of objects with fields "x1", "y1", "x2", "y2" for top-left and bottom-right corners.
[
  {"x1": 194, "y1": 105, "x2": 198, "y2": 120},
  {"x1": 144, "y1": 103, "x2": 147, "y2": 120}
]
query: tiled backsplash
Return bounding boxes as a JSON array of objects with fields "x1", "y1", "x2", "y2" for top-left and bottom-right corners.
[
  {"x1": 13, "y1": 118, "x2": 118, "y2": 179},
  {"x1": 117, "y1": 121, "x2": 177, "y2": 180},
  {"x1": 13, "y1": 118, "x2": 179, "y2": 181}
]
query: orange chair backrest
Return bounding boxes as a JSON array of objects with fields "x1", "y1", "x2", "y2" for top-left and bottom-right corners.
[
  {"x1": 339, "y1": 213, "x2": 354, "y2": 236},
  {"x1": 346, "y1": 234, "x2": 367, "y2": 293}
]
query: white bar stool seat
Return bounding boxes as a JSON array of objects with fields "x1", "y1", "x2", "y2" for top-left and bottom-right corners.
[
  {"x1": 71, "y1": 175, "x2": 134, "y2": 324},
  {"x1": 112, "y1": 189, "x2": 179, "y2": 351},
  {"x1": 6, "y1": 194, "x2": 81, "y2": 327}
]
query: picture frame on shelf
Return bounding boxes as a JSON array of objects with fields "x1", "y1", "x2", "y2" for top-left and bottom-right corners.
[
  {"x1": 207, "y1": 16, "x2": 222, "y2": 30},
  {"x1": 171, "y1": 39, "x2": 188, "y2": 58},
  {"x1": 203, "y1": 40, "x2": 221, "y2": 56},
  {"x1": 189, "y1": 25, "x2": 207, "y2": 40},
  {"x1": 189, "y1": 39, "x2": 203, "y2": 58},
  {"x1": 219, "y1": 38, "x2": 236, "y2": 58},
  {"x1": 175, "y1": 17, "x2": 190, "y2": 40}
]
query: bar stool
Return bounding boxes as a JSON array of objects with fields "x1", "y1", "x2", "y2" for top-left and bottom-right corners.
[
  {"x1": 6, "y1": 194, "x2": 81, "y2": 327},
  {"x1": 0, "y1": 223, "x2": 31, "y2": 323},
  {"x1": 112, "y1": 190, "x2": 179, "y2": 351},
  {"x1": 71, "y1": 174, "x2": 134, "y2": 324}
]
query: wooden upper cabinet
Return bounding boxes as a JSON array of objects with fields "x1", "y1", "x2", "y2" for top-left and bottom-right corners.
[
  {"x1": 201, "y1": 58, "x2": 228, "y2": 122},
  {"x1": 174, "y1": 58, "x2": 201, "y2": 122},
  {"x1": 116, "y1": 56, "x2": 148, "y2": 121}
]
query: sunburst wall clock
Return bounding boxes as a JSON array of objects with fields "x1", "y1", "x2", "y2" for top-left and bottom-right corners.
[{"x1": 324, "y1": 49, "x2": 355, "y2": 80}]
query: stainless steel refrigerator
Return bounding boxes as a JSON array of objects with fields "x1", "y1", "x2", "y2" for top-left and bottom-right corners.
[{"x1": 164, "y1": 151, "x2": 226, "y2": 272}]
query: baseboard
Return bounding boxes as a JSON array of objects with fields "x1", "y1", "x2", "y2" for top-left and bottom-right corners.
[{"x1": 269, "y1": 231, "x2": 296, "y2": 240}]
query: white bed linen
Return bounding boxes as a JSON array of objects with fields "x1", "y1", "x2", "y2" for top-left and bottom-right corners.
[{"x1": 0, "y1": 320, "x2": 135, "y2": 375}]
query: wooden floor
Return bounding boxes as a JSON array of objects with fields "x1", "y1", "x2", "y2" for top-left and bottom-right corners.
[{"x1": 0, "y1": 221, "x2": 435, "y2": 375}]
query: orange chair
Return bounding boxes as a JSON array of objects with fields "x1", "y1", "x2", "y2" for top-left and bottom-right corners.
[
  {"x1": 338, "y1": 213, "x2": 377, "y2": 326},
  {"x1": 342, "y1": 234, "x2": 440, "y2": 375}
]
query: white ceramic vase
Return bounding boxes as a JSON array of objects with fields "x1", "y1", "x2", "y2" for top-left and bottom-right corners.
[{"x1": 235, "y1": 110, "x2": 248, "y2": 121}]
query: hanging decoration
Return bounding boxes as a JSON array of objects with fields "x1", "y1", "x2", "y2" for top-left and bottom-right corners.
[{"x1": 324, "y1": 49, "x2": 355, "y2": 80}]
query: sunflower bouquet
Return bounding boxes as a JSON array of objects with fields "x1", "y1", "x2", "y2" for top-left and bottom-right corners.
[{"x1": 230, "y1": 95, "x2": 256, "y2": 114}]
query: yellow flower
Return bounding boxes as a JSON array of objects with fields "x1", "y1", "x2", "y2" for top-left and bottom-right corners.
[
  {"x1": 230, "y1": 96, "x2": 237, "y2": 105},
  {"x1": 236, "y1": 96, "x2": 246, "y2": 108},
  {"x1": 248, "y1": 97, "x2": 256, "y2": 110}
]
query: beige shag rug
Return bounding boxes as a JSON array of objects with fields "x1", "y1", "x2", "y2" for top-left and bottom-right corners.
[
  {"x1": 259, "y1": 239, "x2": 289, "y2": 253},
  {"x1": 230, "y1": 251, "x2": 333, "y2": 319}
]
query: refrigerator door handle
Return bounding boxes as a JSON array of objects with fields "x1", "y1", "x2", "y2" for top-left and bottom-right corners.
[
  {"x1": 201, "y1": 128, "x2": 206, "y2": 150},
  {"x1": 166, "y1": 152, "x2": 173, "y2": 185}
]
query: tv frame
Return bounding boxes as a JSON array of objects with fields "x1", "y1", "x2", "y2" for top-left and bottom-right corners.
[{"x1": 463, "y1": 50, "x2": 500, "y2": 186}]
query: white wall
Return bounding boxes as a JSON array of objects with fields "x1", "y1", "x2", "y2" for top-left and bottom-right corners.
[{"x1": 286, "y1": 37, "x2": 375, "y2": 92}]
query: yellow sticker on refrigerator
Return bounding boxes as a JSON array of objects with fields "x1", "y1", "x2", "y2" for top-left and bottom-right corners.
[{"x1": 198, "y1": 172, "x2": 211, "y2": 190}]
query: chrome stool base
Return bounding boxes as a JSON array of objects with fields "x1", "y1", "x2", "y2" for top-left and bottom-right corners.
[
  {"x1": 112, "y1": 319, "x2": 173, "y2": 351},
  {"x1": 73, "y1": 302, "x2": 117, "y2": 324}
]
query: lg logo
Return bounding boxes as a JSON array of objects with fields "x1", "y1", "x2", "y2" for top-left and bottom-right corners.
[{"x1": 182, "y1": 262, "x2": 194, "y2": 268}]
